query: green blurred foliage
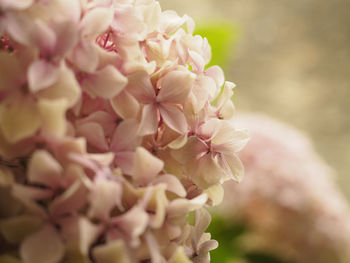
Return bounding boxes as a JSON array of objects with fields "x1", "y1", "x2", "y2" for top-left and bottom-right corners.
[
  {"x1": 194, "y1": 22, "x2": 238, "y2": 69},
  {"x1": 208, "y1": 216, "x2": 290, "y2": 263}
]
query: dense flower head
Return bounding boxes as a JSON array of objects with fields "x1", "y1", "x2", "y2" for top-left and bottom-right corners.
[
  {"x1": 216, "y1": 114, "x2": 350, "y2": 263},
  {"x1": 0, "y1": 1, "x2": 248, "y2": 262}
]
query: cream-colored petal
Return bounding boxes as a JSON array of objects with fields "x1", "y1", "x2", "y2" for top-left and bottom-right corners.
[
  {"x1": 0, "y1": 95, "x2": 41, "y2": 143},
  {"x1": 28, "y1": 150, "x2": 63, "y2": 188},
  {"x1": 0, "y1": 215, "x2": 42, "y2": 244},
  {"x1": 93, "y1": 240, "x2": 131, "y2": 263},
  {"x1": 110, "y1": 90, "x2": 140, "y2": 119},
  {"x1": 133, "y1": 147, "x2": 164, "y2": 186},
  {"x1": 20, "y1": 224, "x2": 65, "y2": 263},
  {"x1": 38, "y1": 98, "x2": 68, "y2": 137},
  {"x1": 37, "y1": 63, "x2": 81, "y2": 108}
]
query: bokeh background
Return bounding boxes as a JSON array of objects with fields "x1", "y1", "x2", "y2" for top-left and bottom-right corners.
[{"x1": 158, "y1": 0, "x2": 350, "y2": 200}]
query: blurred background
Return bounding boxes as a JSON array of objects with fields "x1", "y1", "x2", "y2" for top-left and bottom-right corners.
[
  {"x1": 159, "y1": 1, "x2": 350, "y2": 262},
  {"x1": 158, "y1": 0, "x2": 350, "y2": 200}
]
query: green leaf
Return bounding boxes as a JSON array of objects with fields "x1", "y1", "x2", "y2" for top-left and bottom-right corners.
[{"x1": 194, "y1": 21, "x2": 238, "y2": 69}]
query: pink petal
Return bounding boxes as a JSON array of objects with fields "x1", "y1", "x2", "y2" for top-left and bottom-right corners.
[
  {"x1": 49, "y1": 181, "x2": 88, "y2": 217},
  {"x1": 115, "y1": 151, "x2": 135, "y2": 175},
  {"x1": 1, "y1": 0, "x2": 33, "y2": 10},
  {"x1": 112, "y1": 205, "x2": 149, "y2": 241},
  {"x1": 83, "y1": 65, "x2": 127, "y2": 99},
  {"x1": 71, "y1": 41, "x2": 99, "y2": 73},
  {"x1": 159, "y1": 104, "x2": 188, "y2": 134},
  {"x1": 171, "y1": 136, "x2": 207, "y2": 165},
  {"x1": 31, "y1": 20, "x2": 56, "y2": 56},
  {"x1": 20, "y1": 224, "x2": 64, "y2": 263},
  {"x1": 5, "y1": 12, "x2": 34, "y2": 45},
  {"x1": 138, "y1": 104, "x2": 158, "y2": 136},
  {"x1": 153, "y1": 174, "x2": 186, "y2": 197},
  {"x1": 110, "y1": 119, "x2": 140, "y2": 152},
  {"x1": 126, "y1": 71, "x2": 155, "y2": 104},
  {"x1": 80, "y1": 8, "x2": 114, "y2": 37},
  {"x1": 76, "y1": 111, "x2": 116, "y2": 137},
  {"x1": 59, "y1": 216, "x2": 101, "y2": 256},
  {"x1": 212, "y1": 123, "x2": 250, "y2": 153},
  {"x1": 27, "y1": 150, "x2": 63, "y2": 189},
  {"x1": 157, "y1": 70, "x2": 194, "y2": 104},
  {"x1": 88, "y1": 179, "x2": 122, "y2": 220},
  {"x1": 76, "y1": 122, "x2": 108, "y2": 151},
  {"x1": 198, "y1": 119, "x2": 221, "y2": 141},
  {"x1": 52, "y1": 20, "x2": 79, "y2": 56},
  {"x1": 28, "y1": 60, "x2": 59, "y2": 93},
  {"x1": 110, "y1": 90, "x2": 140, "y2": 119},
  {"x1": 133, "y1": 147, "x2": 164, "y2": 186}
]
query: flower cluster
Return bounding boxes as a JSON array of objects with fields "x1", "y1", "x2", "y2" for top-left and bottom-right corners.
[
  {"x1": 0, "y1": 1, "x2": 248, "y2": 263},
  {"x1": 216, "y1": 114, "x2": 350, "y2": 263}
]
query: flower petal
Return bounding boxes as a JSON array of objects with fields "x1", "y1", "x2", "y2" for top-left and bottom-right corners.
[
  {"x1": 0, "y1": 215, "x2": 42, "y2": 244},
  {"x1": 219, "y1": 153, "x2": 244, "y2": 182},
  {"x1": 93, "y1": 240, "x2": 131, "y2": 263},
  {"x1": 157, "y1": 70, "x2": 194, "y2": 104},
  {"x1": 76, "y1": 122, "x2": 108, "y2": 151},
  {"x1": 28, "y1": 60, "x2": 59, "y2": 93},
  {"x1": 88, "y1": 179, "x2": 122, "y2": 220},
  {"x1": 111, "y1": 119, "x2": 140, "y2": 152},
  {"x1": 159, "y1": 104, "x2": 188, "y2": 134},
  {"x1": 138, "y1": 104, "x2": 158, "y2": 136},
  {"x1": 70, "y1": 41, "x2": 99, "y2": 73},
  {"x1": 49, "y1": 181, "x2": 88, "y2": 217},
  {"x1": 110, "y1": 90, "x2": 140, "y2": 119},
  {"x1": 80, "y1": 8, "x2": 114, "y2": 37},
  {"x1": 38, "y1": 98, "x2": 68, "y2": 138},
  {"x1": 133, "y1": 147, "x2": 163, "y2": 186},
  {"x1": 83, "y1": 65, "x2": 128, "y2": 99},
  {"x1": 0, "y1": 95, "x2": 41, "y2": 143},
  {"x1": 112, "y1": 205, "x2": 149, "y2": 241},
  {"x1": 27, "y1": 150, "x2": 63, "y2": 188},
  {"x1": 126, "y1": 71, "x2": 155, "y2": 104},
  {"x1": 37, "y1": 63, "x2": 81, "y2": 108},
  {"x1": 20, "y1": 224, "x2": 64, "y2": 263},
  {"x1": 153, "y1": 174, "x2": 186, "y2": 197},
  {"x1": 1, "y1": 0, "x2": 33, "y2": 10}
]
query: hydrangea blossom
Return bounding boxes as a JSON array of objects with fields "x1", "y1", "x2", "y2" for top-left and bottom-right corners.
[
  {"x1": 216, "y1": 113, "x2": 350, "y2": 263},
  {"x1": 0, "y1": 1, "x2": 248, "y2": 262}
]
